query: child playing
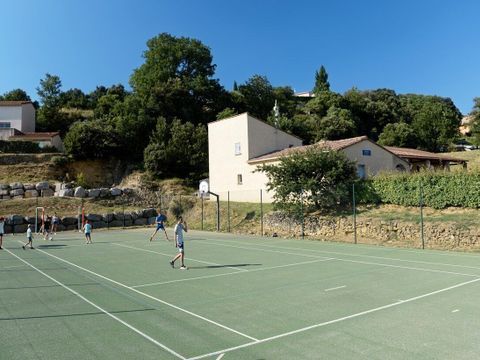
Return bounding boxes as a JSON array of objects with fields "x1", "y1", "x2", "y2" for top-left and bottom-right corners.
[
  {"x1": 22, "y1": 225, "x2": 34, "y2": 249},
  {"x1": 149, "y1": 209, "x2": 169, "y2": 242},
  {"x1": 0, "y1": 216, "x2": 5, "y2": 250},
  {"x1": 83, "y1": 220, "x2": 92, "y2": 244},
  {"x1": 169, "y1": 217, "x2": 188, "y2": 270}
]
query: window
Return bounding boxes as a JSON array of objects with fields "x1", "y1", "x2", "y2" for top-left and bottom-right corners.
[
  {"x1": 237, "y1": 174, "x2": 243, "y2": 185},
  {"x1": 0, "y1": 122, "x2": 11, "y2": 129},
  {"x1": 362, "y1": 149, "x2": 371, "y2": 156},
  {"x1": 357, "y1": 164, "x2": 366, "y2": 179},
  {"x1": 234, "y1": 142, "x2": 241, "y2": 155}
]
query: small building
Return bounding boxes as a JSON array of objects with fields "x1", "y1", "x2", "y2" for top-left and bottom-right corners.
[
  {"x1": 8, "y1": 132, "x2": 64, "y2": 152},
  {"x1": 385, "y1": 146, "x2": 467, "y2": 171}
]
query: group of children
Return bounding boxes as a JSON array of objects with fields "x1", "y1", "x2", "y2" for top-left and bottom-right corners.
[{"x1": 1, "y1": 209, "x2": 187, "y2": 269}]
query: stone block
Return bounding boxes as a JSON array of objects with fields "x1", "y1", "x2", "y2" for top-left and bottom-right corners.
[
  {"x1": 40, "y1": 189, "x2": 54, "y2": 197},
  {"x1": 110, "y1": 188, "x2": 122, "y2": 196},
  {"x1": 10, "y1": 188, "x2": 24, "y2": 196},
  {"x1": 74, "y1": 186, "x2": 86, "y2": 198},
  {"x1": 14, "y1": 224, "x2": 29, "y2": 233},
  {"x1": 0, "y1": 189, "x2": 9, "y2": 196},
  {"x1": 147, "y1": 216, "x2": 157, "y2": 225},
  {"x1": 142, "y1": 208, "x2": 157, "y2": 218},
  {"x1": 10, "y1": 215, "x2": 25, "y2": 225},
  {"x1": 86, "y1": 213, "x2": 103, "y2": 222},
  {"x1": 35, "y1": 181, "x2": 50, "y2": 191},
  {"x1": 134, "y1": 218, "x2": 147, "y2": 226},
  {"x1": 0, "y1": 184, "x2": 9, "y2": 190},
  {"x1": 124, "y1": 219, "x2": 133, "y2": 227},
  {"x1": 103, "y1": 213, "x2": 114, "y2": 223},
  {"x1": 61, "y1": 216, "x2": 77, "y2": 226},
  {"x1": 109, "y1": 220, "x2": 123, "y2": 228},
  {"x1": 88, "y1": 189, "x2": 100, "y2": 198},
  {"x1": 24, "y1": 184, "x2": 35, "y2": 190},
  {"x1": 114, "y1": 212, "x2": 125, "y2": 221},
  {"x1": 99, "y1": 188, "x2": 110, "y2": 198},
  {"x1": 10, "y1": 182, "x2": 24, "y2": 190},
  {"x1": 59, "y1": 188, "x2": 74, "y2": 197},
  {"x1": 24, "y1": 190, "x2": 39, "y2": 198}
]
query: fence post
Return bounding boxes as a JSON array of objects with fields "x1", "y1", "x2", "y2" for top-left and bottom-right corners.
[
  {"x1": 419, "y1": 181, "x2": 425, "y2": 249},
  {"x1": 227, "y1": 191, "x2": 230, "y2": 232},
  {"x1": 122, "y1": 202, "x2": 125, "y2": 229},
  {"x1": 260, "y1": 189, "x2": 263, "y2": 236},
  {"x1": 300, "y1": 191, "x2": 304, "y2": 240},
  {"x1": 208, "y1": 191, "x2": 220, "y2": 232},
  {"x1": 353, "y1": 183, "x2": 357, "y2": 244},
  {"x1": 201, "y1": 193, "x2": 204, "y2": 231}
]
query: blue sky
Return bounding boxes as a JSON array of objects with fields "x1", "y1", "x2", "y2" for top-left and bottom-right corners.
[{"x1": 1, "y1": 0, "x2": 478, "y2": 114}]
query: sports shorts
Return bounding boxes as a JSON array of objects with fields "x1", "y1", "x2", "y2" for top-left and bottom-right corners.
[
  {"x1": 156, "y1": 224, "x2": 165, "y2": 230},
  {"x1": 177, "y1": 243, "x2": 184, "y2": 253}
]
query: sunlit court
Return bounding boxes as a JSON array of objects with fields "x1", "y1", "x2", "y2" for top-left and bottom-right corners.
[{"x1": 2, "y1": 228, "x2": 480, "y2": 359}]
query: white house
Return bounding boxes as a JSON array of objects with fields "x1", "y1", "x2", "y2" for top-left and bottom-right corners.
[
  {"x1": 0, "y1": 101, "x2": 36, "y2": 139},
  {"x1": 208, "y1": 113, "x2": 302, "y2": 202}
]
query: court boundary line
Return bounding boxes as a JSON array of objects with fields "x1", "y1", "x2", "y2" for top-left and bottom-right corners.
[
  {"x1": 197, "y1": 240, "x2": 480, "y2": 278},
  {"x1": 206, "y1": 237, "x2": 480, "y2": 272},
  {"x1": 187, "y1": 276, "x2": 480, "y2": 360},
  {"x1": 5, "y1": 249, "x2": 186, "y2": 360},
  {"x1": 32, "y1": 245, "x2": 259, "y2": 342},
  {"x1": 113, "y1": 243, "x2": 249, "y2": 272},
  {"x1": 132, "y1": 258, "x2": 334, "y2": 288}
]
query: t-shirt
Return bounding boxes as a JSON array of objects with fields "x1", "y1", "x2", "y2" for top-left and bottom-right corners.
[
  {"x1": 27, "y1": 228, "x2": 32, "y2": 238},
  {"x1": 44, "y1": 219, "x2": 51, "y2": 231},
  {"x1": 156, "y1": 214, "x2": 166, "y2": 224},
  {"x1": 84, "y1": 223, "x2": 92, "y2": 233},
  {"x1": 0, "y1": 221, "x2": 4, "y2": 234},
  {"x1": 174, "y1": 223, "x2": 185, "y2": 245}
]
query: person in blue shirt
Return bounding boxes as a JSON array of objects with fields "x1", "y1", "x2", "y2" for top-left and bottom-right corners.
[
  {"x1": 83, "y1": 220, "x2": 92, "y2": 244},
  {"x1": 169, "y1": 217, "x2": 188, "y2": 269},
  {"x1": 149, "y1": 209, "x2": 169, "y2": 242}
]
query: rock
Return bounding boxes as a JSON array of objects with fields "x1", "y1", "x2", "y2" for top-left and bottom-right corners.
[
  {"x1": 61, "y1": 217, "x2": 77, "y2": 226},
  {"x1": 0, "y1": 184, "x2": 9, "y2": 190},
  {"x1": 109, "y1": 220, "x2": 123, "y2": 228},
  {"x1": 88, "y1": 189, "x2": 100, "y2": 198},
  {"x1": 55, "y1": 224, "x2": 66, "y2": 232},
  {"x1": 110, "y1": 188, "x2": 122, "y2": 196},
  {"x1": 114, "y1": 212, "x2": 125, "y2": 221},
  {"x1": 3, "y1": 225, "x2": 13, "y2": 234},
  {"x1": 10, "y1": 182, "x2": 24, "y2": 190},
  {"x1": 35, "y1": 181, "x2": 50, "y2": 191},
  {"x1": 130, "y1": 211, "x2": 139, "y2": 220},
  {"x1": 124, "y1": 219, "x2": 133, "y2": 227},
  {"x1": 103, "y1": 213, "x2": 114, "y2": 223},
  {"x1": 92, "y1": 221, "x2": 107, "y2": 229},
  {"x1": 40, "y1": 189, "x2": 54, "y2": 197},
  {"x1": 24, "y1": 184, "x2": 35, "y2": 190},
  {"x1": 10, "y1": 189, "x2": 25, "y2": 196},
  {"x1": 25, "y1": 216, "x2": 37, "y2": 224},
  {"x1": 12, "y1": 195, "x2": 24, "y2": 200},
  {"x1": 134, "y1": 218, "x2": 147, "y2": 226},
  {"x1": 142, "y1": 208, "x2": 157, "y2": 218},
  {"x1": 123, "y1": 213, "x2": 132, "y2": 222},
  {"x1": 99, "y1": 188, "x2": 110, "y2": 198},
  {"x1": 14, "y1": 224, "x2": 29, "y2": 233},
  {"x1": 147, "y1": 216, "x2": 157, "y2": 225},
  {"x1": 1, "y1": 195, "x2": 11, "y2": 200},
  {"x1": 122, "y1": 187, "x2": 133, "y2": 195},
  {"x1": 74, "y1": 186, "x2": 86, "y2": 198},
  {"x1": 64, "y1": 224, "x2": 77, "y2": 231},
  {"x1": 63, "y1": 182, "x2": 75, "y2": 189},
  {"x1": 0, "y1": 189, "x2": 9, "y2": 196},
  {"x1": 10, "y1": 215, "x2": 25, "y2": 225},
  {"x1": 58, "y1": 189, "x2": 74, "y2": 197},
  {"x1": 86, "y1": 213, "x2": 103, "y2": 222}
]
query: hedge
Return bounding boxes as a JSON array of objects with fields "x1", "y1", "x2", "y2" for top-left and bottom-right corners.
[
  {"x1": 0, "y1": 140, "x2": 56, "y2": 154},
  {"x1": 357, "y1": 171, "x2": 480, "y2": 209}
]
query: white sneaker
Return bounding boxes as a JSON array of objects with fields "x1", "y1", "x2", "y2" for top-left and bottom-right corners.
[{"x1": 180, "y1": 266, "x2": 188, "y2": 270}]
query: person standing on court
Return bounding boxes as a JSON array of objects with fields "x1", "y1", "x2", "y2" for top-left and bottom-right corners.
[
  {"x1": 149, "y1": 209, "x2": 169, "y2": 241},
  {"x1": 169, "y1": 217, "x2": 188, "y2": 270},
  {"x1": 22, "y1": 225, "x2": 34, "y2": 250},
  {"x1": 83, "y1": 220, "x2": 93, "y2": 244},
  {"x1": 0, "y1": 216, "x2": 5, "y2": 250}
]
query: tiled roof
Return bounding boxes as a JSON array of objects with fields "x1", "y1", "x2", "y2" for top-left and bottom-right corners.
[
  {"x1": 10, "y1": 132, "x2": 59, "y2": 140},
  {"x1": 0, "y1": 101, "x2": 33, "y2": 106},
  {"x1": 385, "y1": 146, "x2": 467, "y2": 162},
  {"x1": 248, "y1": 136, "x2": 369, "y2": 163}
]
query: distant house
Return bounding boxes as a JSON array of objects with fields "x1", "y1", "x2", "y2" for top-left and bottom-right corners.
[
  {"x1": 208, "y1": 113, "x2": 467, "y2": 203},
  {"x1": 0, "y1": 101, "x2": 64, "y2": 152}
]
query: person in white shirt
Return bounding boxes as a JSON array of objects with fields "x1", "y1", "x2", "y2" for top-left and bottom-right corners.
[
  {"x1": 169, "y1": 217, "x2": 188, "y2": 270},
  {"x1": 22, "y1": 225, "x2": 34, "y2": 250},
  {"x1": 0, "y1": 216, "x2": 5, "y2": 250}
]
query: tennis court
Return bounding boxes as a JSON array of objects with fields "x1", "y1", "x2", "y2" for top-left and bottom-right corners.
[{"x1": 2, "y1": 228, "x2": 480, "y2": 359}]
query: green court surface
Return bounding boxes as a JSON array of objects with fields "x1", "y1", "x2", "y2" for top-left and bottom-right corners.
[{"x1": 2, "y1": 228, "x2": 480, "y2": 359}]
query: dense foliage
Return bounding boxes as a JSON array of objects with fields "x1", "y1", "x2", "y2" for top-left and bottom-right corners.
[
  {"x1": 0, "y1": 140, "x2": 54, "y2": 153},
  {"x1": 257, "y1": 147, "x2": 357, "y2": 214}
]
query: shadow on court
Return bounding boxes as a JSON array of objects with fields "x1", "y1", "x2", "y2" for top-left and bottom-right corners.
[
  {"x1": 188, "y1": 263, "x2": 262, "y2": 270},
  {"x1": 37, "y1": 244, "x2": 67, "y2": 249}
]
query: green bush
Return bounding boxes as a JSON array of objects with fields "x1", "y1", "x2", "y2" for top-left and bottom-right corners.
[
  {"x1": 0, "y1": 140, "x2": 41, "y2": 153},
  {"x1": 357, "y1": 171, "x2": 480, "y2": 209},
  {"x1": 50, "y1": 155, "x2": 69, "y2": 167}
]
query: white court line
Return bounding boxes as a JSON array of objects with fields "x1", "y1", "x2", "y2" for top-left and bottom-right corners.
[
  {"x1": 324, "y1": 285, "x2": 346, "y2": 292},
  {"x1": 452, "y1": 309, "x2": 460, "y2": 313},
  {"x1": 198, "y1": 241, "x2": 479, "y2": 278},
  {"x1": 33, "y1": 245, "x2": 258, "y2": 342},
  {"x1": 216, "y1": 354, "x2": 225, "y2": 360},
  {"x1": 5, "y1": 248, "x2": 186, "y2": 360},
  {"x1": 214, "y1": 238, "x2": 480, "y2": 273},
  {"x1": 114, "y1": 243, "x2": 249, "y2": 272},
  {"x1": 188, "y1": 277, "x2": 480, "y2": 360},
  {"x1": 132, "y1": 258, "x2": 334, "y2": 288},
  {"x1": 0, "y1": 264, "x2": 28, "y2": 270}
]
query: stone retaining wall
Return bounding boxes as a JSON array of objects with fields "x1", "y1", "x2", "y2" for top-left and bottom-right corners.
[
  {"x1": 264, "y1": 212, "x2": 480, "y2": 251},
  {"x1": 1, "y1": 208, "x2": 158, "y2": 234}
]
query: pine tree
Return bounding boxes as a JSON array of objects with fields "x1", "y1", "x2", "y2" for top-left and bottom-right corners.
[{"x1": 313, "y1": 65, "x2": 330, "y2": 94}]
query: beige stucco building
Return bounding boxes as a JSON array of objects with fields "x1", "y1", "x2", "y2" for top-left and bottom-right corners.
[
  {"x1": 0, "y1": 101, "x2": 36, "y2": 139},
  {"x1": 208, "y1": 113, "x2": 302, "y2": 202}
]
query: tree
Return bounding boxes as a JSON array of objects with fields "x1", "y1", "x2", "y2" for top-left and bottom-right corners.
[
  {"x1": 377, "y1": 122, "x2": 417, "y2": 148},
  {"x1": 144, "y1": 118, "x2": 208, "y2": 180},
  {"x1": 64, "y1": 119, "x2": 120, "y2": 159},
  {"x1": 1, "y1": 89, "x2": 31, "y2": 102},
  {"x1": 257, "y1": 146, "x2": 357, "y2": 213},
  {"x1": 315, "y1": 106, "x2": 356, "y2": 141},
  {"x1": 216, "y1": 107, "x2": 238, "y2": 120},
  {"x1": 469, "y1": 98, "x2": 480, "y2": 144},
  {"x1": 37, "y1": 73, "x2": 62, "y2": 108},
  {"x1": 237, "y1": 75, "x2": 275, "y2": 120},
  {"x1": 313, "y1": 65, "x2": 330, "y2": 94},
  {"x1": 59, "y1": 88, "x2": 88, "y2": 109},
  {"x1": 36, "y1": 74, "x2": 65, "y2": 133},
  {"x1": 130, "y1": 32, "x2": 227, "y2": 124}
]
